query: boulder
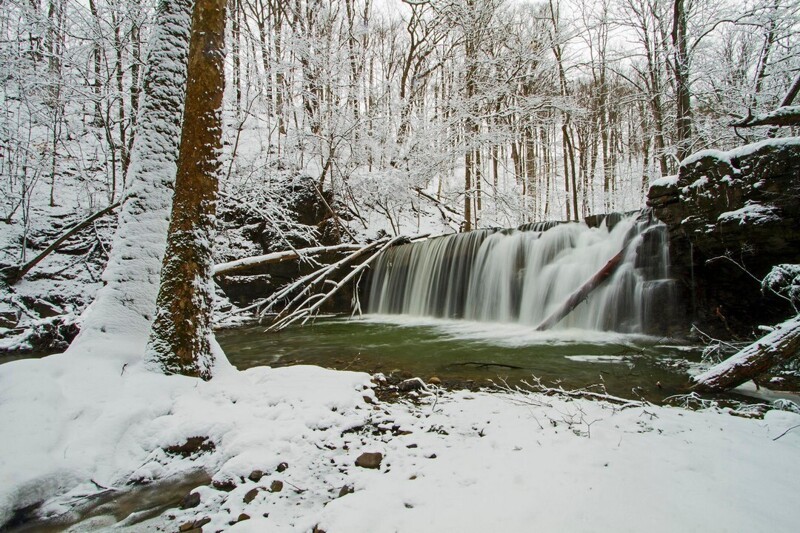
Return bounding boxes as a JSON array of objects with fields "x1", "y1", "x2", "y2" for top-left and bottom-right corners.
[{"x1": 648, "y1": 138, "x2": 800, "y2": 337}]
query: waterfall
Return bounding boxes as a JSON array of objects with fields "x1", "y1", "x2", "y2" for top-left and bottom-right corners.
[{"x1": 366, "y1": 212, "x2": 676, "y2": 333}]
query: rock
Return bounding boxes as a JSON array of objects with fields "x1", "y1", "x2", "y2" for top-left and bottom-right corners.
[
  {"x1": 398, "y1": 378, "x2": 426, "y2": 392},
  {"x1": 276, "y1": 462, "x2": 289, "y2": 473},
  {"x1": 237, "y1": 513, "x2": 251, "y2": 522},
  {"x1": 247, "y1": 469, "x2": 263, "y2": 483},
  {"x1": 427, "y1": 376, "x2": 441, "y2": 386},
  {"x1": 193, "y1": 517, "x2": 211, "y2": 529},
  {"x1": 648, "y1": 139, "x2": 800, "y2": 338},
  {"x1": 312, "y1": 526, "x2": 327, "y2": 533},
  {"x1": 362, "y1": 394, "x2": 374, "y2": 404},
  {"x1": 338, "y1": 485, "x2": 354, "y2": 498},
  {"x1": 211, "y1": 478, "x2": 237, "y2": 492},
  {"x1": 243, "y1": 487, "x2": 260, "y2": 504},
  {"x1": 164, "y1": 436, "x2": 215, "y2": 457},
  {"x1": 180, "y1": 491, "x2": 201, "y2": 509},
  {"x1": 355, "y1": 452, "x2": 383, "y2": 469},
  {"x1": 270, "y1": 480, "x2": 284, "y2": 493},
  {"x1": 179, "y1": 521, "x2": 195, "y2": 532}
]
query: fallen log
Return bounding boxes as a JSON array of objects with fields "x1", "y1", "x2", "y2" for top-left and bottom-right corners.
[
  {"x1": 535, "y1": 248, "x2": 626, "y2": 331},
  {"x1": 3, "y1": 201, "x2": 120, "y2": 285},
  {"x1": 268, "y1": 234, "x2": 418, "y2": 331},
  {"x1": 692, "y1": 315, "x2": 800, "y2": 392},
  {"x1": 213, "y1": 243, "x2": 363, "y2": 277}
]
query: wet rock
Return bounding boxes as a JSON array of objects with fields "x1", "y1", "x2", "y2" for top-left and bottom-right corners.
[
  {"x1": 243, "y1": 487, "x2": 260, "y2": 504},
  {"x1": 427, "y1": 376, "x2": 442, "y2": 386},
  {"x1": 180, "y1": 491, "x2": 201, "y2": 509},
  {"x1": 247, "y1": 469, "x2": 263, "y2": 483},
  {"x1": 355, "y1": 452, "x2": 383, "y2": 469},
  {"x1": 398, "y1": 378, "x2": 426, "y2": 392},
  {"x1": 270, "y1": 480, "x2": 284, "y2": 493},
  {"x1": 165, "y1": 436, "x2": 215, "y2": 457},
  {"x1": 193, "y1": 517, "x2": 211, "y2": 529}
]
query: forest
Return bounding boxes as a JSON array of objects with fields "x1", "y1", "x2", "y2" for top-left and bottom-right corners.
[{"x1": 1, "y1": 0, "x2": 799, "y2": 531}]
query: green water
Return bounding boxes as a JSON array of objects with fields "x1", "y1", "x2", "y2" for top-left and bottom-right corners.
[{"x1": 217, "y1": 316, "x2": 703, "y2": 402}]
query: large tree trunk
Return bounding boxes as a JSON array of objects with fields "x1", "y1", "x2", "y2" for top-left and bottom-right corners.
[
  {"x1": 672, "y1": 0, "x2": 692, "y2": 161},
  {"x1": 692, "y1": 316, "x2": 800, "y2": 392},
  {"x1": 145, "y1": 0, "x2": 226, "y2": 379},
  {"x1": 66, "y1": 0, "x2": 193, "y2": 362}
]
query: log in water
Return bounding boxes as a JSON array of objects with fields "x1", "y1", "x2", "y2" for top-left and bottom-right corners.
[{"x1": 367, "y1": 213, "x2": 676, "y2": 334}]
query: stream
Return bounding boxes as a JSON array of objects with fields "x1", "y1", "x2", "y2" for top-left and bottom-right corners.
[{"x1": 216, "y1": 315, "x2": 704, "y2": 403}]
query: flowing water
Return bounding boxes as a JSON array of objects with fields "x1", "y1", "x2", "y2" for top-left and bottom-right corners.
[
  {"x1": 366, "y1": 212, "x2": 676, "y2": 333},
  {"x1": 217, "y1": 213, "x2": 692, "y2": 402}
]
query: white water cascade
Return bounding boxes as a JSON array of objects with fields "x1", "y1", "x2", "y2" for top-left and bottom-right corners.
[{"x1": 367, "y1": 213, "x2": 676, "y2": 333}]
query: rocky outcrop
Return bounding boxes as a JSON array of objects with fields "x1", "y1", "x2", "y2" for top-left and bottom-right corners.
[
  {"x1": 215, "y1": 175, "x2": 352, "y2": 311},
  {"x1": 648, "y1": 137, "x2": 800, "y2": 338}
]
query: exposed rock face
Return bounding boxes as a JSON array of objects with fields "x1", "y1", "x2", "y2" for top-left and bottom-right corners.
[
  {"x1": 648, "y1": 138, "x2": 800, "y2": 338},
  {"x1": 215, "y1": 175, "x2": 351, "y2": 311}
]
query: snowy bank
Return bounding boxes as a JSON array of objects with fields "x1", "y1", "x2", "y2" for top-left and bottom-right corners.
[{"x1": 1, "y1": 353, "x2": 799, "y2": 532}]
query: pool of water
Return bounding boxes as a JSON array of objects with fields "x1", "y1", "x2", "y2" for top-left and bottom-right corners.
[{"x1": 217, "y1": 315, "x2": 704, "y2": 403}]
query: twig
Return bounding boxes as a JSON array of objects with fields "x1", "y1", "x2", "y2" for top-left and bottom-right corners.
[{"x1": 773, "y1": 424, "x2": 800, "y2": 441}]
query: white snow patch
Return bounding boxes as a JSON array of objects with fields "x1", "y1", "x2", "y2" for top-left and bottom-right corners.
[
  {"x1": 1, "y1": 350, "x2": 799, "y2": 532},
  {"x1": 650, "y1": 175, "x2": 679, "y2": 188},
  {"x1": 717, "y1": 202, "x2": 779, "y2": 225}
]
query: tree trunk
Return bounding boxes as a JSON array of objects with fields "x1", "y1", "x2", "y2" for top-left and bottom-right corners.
[
  {"x1": 692, "y1": 316, "x2": 800, "y2": 392},
  {"x1": 67, "y1": 0, "x2": 193, "y2": 360},
  {"x1": 146, "y1": 0, "x2": 227, "y2": 379},
  {"x1": 672, "y1": 0, "x2": 692, "y2": 161}
]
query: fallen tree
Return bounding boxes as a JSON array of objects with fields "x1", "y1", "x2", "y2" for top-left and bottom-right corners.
[
  {"x1": 692, "y1": 315, "x2": 800, "y2": 392},
  {"x1": 267, "y1": 234, "x2": 419, "y2": 331},
  {"x1": 3, "y1": 202, "x2": 120, "y2": 285},
  {"x1": 213, "y1": 243, "x2": 363, "y2": 277},
  {"x1": 535, "y1": 248, "x2": 627, "y2": 331}
]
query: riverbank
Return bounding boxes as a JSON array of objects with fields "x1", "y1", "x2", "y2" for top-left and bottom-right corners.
[{"x1": 1, "y1": 349, "x2": 799, "y2": 532}]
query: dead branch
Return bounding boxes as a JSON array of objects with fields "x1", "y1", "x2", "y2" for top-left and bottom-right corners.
[
  {"x1": 3, "y1": 201, "x2": 120, "y2": 285},
  {"x1": 268, "y1": 234, "x2": 421, "y2": 331},
  {"x1": 731, "y1": 105, "x2": 800, "y2": 128},
  {"x1": 262, "y1": 238, "x2": 392, "y2": 322}
]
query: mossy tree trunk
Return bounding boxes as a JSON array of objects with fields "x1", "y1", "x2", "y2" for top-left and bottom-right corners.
[{"x1": 145, "y1": 0, "x2": 226, "y2": 379}]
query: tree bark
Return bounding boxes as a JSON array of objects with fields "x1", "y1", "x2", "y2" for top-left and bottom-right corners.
[
  {"x1": 692, "y1": 316, "x2": 800, "y2": 392},
  {"x1": 672, "y1": 0, "x2": 692, "y2": 161},
  {"x1": 146, "y1": 0, "x2": 226, "y2": 379}
]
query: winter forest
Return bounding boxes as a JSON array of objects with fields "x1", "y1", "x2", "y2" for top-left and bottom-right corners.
[{"x1": 1, "y1": 0, "x2": 800, "y2": 531}]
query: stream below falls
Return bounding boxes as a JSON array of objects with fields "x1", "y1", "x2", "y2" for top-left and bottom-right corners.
[{"x1": 217, "y1": 316, "x2": 704, "y2": 403}]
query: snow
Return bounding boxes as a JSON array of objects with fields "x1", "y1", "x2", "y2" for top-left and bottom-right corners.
[
  {"x1": 1, "y1": 348, "x2": 799, "y2": 532},
  {"x1": 649, "y1": 175, "x2": 678, "y2": 188},
  {"x1": 717, "y1": 202, "x2": 780, "y2": 225},
  {"x1": 681, "y1": 137, "x2": 800, "y2": 167}
]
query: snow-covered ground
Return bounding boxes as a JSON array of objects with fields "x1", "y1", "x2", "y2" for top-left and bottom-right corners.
[{"x1": 1, "y1": 348, "x2": 799, "y2": 532}]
